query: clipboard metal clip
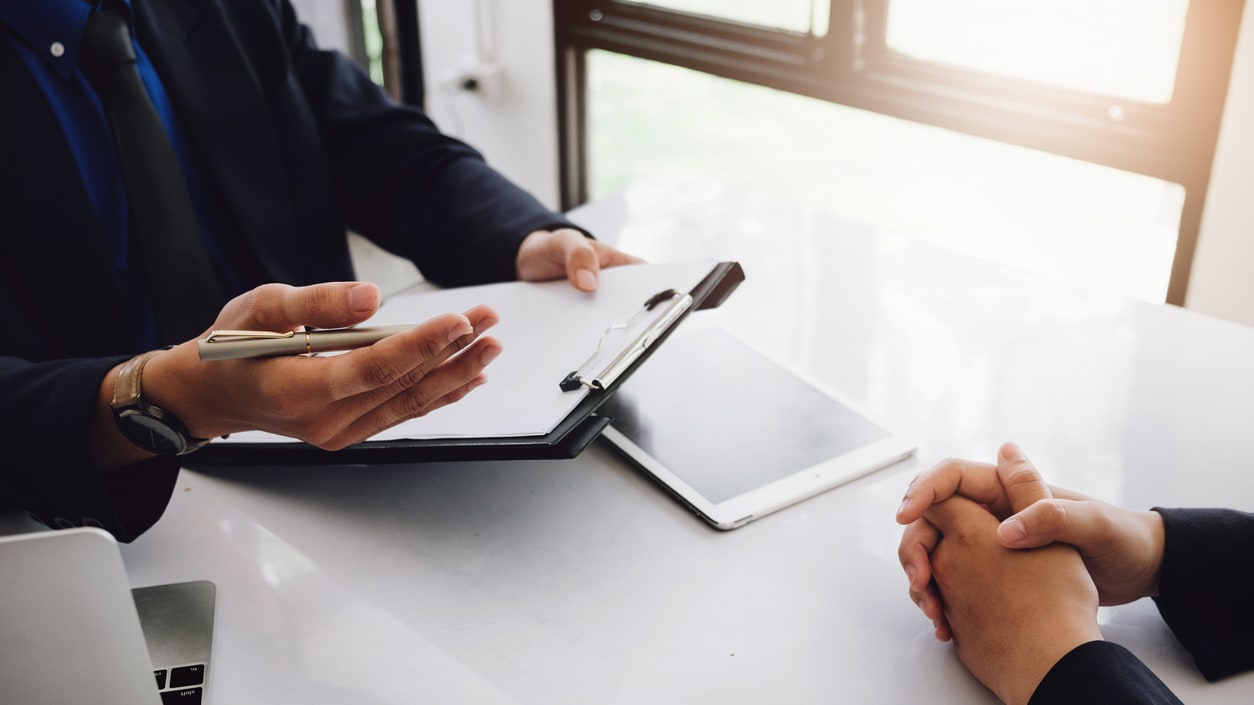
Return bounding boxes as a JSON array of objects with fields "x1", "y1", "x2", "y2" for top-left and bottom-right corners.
[{"x1": 560, "y1": 288, "x2": 693, "y2": 392}]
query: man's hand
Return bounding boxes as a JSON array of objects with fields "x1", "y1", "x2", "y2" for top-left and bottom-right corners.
[
  {"x1": 515, "y1": 228, "x2": 643, "y2": 292},
  {"x1": 925, "y1": 495, "x2": 1102, "y2": 705},
  {"x1": 93, "y1": 282, "x2": 502, "y2": 467},
  {"x1": 897, "y1": 443, "x2": 1166, "y2": 640}
]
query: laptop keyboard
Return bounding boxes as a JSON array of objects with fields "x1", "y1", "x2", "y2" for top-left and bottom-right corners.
[
  {"x1": 154, "y1": 663, "x2": 205, "y2": 703},
  {"x1": 132, "y1": 580, "x2": 215, "y2": 705}
]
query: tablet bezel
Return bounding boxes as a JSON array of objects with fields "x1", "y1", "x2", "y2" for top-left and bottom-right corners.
[{"x1": 600, "y1": 331, "x2": 916, "y2": 530}]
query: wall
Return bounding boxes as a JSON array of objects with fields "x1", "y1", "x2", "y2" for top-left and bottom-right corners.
[
  {"x1": 292, "y1": 0, "x2": 561, "y2": 295},
  {"x1": 291, "y1": 1, "x2": 562, "y2": 202},
  {"x1": 1187, "y1": 0, "x2": 1254, "y2": 326},
  {"x1": 288, "y1": 0, "x2": 351, "y2": 52},
  {"x1": 416, "y1": 0, "x2": 562, "y2": 207}
]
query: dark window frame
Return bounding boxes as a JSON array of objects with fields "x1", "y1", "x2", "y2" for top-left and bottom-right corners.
[{"x1": 553, "y1": 0, "x2": 1245, "y2": 305}]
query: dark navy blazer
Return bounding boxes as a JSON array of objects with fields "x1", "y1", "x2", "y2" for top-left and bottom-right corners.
[{"x1": 0, "y1": 0, "x2": 577, "y2": 540}]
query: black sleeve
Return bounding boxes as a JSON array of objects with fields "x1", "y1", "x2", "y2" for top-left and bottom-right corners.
[
  {"x1": 1029, "y1": 641, "x2": 1181, "y2": 705},
  {"x1": 1152, "y1": 507, "x2": 1254, "y2": 681},
  {"x1": 0, "y1": 355, "x2": 180, "y2": 542},
  {"x1": 273, "y1": 0, "x2": 583, "y2": 287}
]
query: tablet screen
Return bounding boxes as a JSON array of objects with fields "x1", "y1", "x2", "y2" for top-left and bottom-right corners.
[{"x1": 601, "y1": 328, "x2": 891, "y2": 505}]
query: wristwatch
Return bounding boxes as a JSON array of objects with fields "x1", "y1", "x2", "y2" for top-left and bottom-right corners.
[{"x1": 110, "y1": 349, "x2": 211, "y2": 456}]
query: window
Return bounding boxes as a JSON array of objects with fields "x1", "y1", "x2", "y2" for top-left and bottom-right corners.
[
  {"x1": 619, "y1": 0, "x2": 829, "y2": 35},
  {"x1": 554, "y1": 0, "x2": 1245, "y2": 304},
  {"x1": 885, "y1": 0, "x2": 1189, "y2": 103}
]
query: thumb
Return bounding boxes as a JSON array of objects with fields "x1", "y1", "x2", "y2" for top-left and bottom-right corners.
[
  {"x1": 230, "y1": 281, "x2": 381, "y2": 332},
  {"x1": 996, "y1": 442, "x2": 1053, "y2": 513},
  {"x1": 560, "y1": 231, "x2": 601, "y2": 292},
  {"x1": 996, "y1": 498, "x2": 1103, "y2": 550}
]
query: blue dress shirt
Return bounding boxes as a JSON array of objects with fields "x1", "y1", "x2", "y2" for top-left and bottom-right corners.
[{"x1": 0, "y1": 0, "x2": 244, "y2": 349}]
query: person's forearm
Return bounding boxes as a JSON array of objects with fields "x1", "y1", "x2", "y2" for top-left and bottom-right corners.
[{"x1": 2, "y1": 355, "x2": 180, "y2": 541}]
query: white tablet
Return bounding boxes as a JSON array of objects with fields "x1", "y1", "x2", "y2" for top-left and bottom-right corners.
[{"x1": 600, "y1": 328, "x2": 915, "y2": 530}]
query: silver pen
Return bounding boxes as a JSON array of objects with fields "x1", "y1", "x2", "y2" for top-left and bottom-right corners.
[{"x1": 197, "y1": 326, "x2": 416, "y2": 361}]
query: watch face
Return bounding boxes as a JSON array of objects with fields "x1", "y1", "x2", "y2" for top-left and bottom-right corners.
[{"x1": 116, "y1": 409, "x2": 187, "y2": 455}]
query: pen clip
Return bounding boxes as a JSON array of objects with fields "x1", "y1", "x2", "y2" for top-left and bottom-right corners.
[{"x1": 202, "y1": 329, "x2": 298, "y2": 343}]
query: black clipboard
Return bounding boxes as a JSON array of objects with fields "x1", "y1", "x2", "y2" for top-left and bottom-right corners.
[{"x1": 187, "y1": 261, "x2": 744, "y2": 466}]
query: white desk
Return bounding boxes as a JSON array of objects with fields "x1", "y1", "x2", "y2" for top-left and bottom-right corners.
[{"x1": 47, "y1": 175, "x2": 1254, "y2": 702}]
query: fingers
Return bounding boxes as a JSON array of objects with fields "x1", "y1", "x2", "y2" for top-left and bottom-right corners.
[
  {"x1": 567, "y1": 238, "x2": 646, "y2": 290},
  {"x1": 997, "y1": 498, "x2": 1101, "y2": 549},
  {"x1": 562, "y1": 233, "x2": 602, "y2": 292},
  {"x1": 995, "y1": 442, "x2": 1053, "y2": 514},
  {"x1": 906, "y1": 501, "x2": 999, "y2": 644},
  {"x1": 322, "y1": 337, "x2": 501, "y2": 449},
  {"x1": 593, "y1": 240, "x2": 646, "y2": 268},
  {"x1": 922, "y1": 495, "x2": 1000, "y2": 540},
  {"x1": 224, "y1": 282, "x2": 382, "y2": 333},
  {"x1": 896, "y1": 458, "x2": 1003, "y2": 525},
  {"x1": 899, "y1": 502, "x2": 945, "y2": 638},
  {"x1": 319, "y1": 312, "x2": 475, "y2": 399},
  {"x1": 516, "y1": 229, "x2": 643, "y2": 291},
  {"x1": 899, "y1": 520, "x2": 941, "y2": 592}
]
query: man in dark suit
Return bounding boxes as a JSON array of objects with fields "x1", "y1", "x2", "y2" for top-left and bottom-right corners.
[
  {"x1": 0, "y1": 0, "x2": 637, "y2": 540},
  {"x1": 896, "y1": 443, "x2": 1254, "y2": 705}
]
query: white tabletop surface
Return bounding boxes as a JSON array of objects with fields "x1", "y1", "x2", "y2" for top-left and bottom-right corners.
[{"x1": 17, "y1": 173, "x2": 1254, "y2": 703}]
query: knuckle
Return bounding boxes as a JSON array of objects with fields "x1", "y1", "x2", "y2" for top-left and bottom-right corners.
[
  {"x1": 1034, "y1": 500, "x2": 1068, "y2": 531},
  {"x1": 363, "y1": 354, "x2": 407, "y2": 388},
  {"x1": 247, "y1": 283, "x2": 293, "y2": 328},
  {"x1": 399, "y1": 388, "x2": 437, "y2": 419},
  {"x1": 393, "y1": 364, "x2": 433, "y2": 392},
  {"x1": 897, "y1": 541, "x2": 916, "y2": 565},
  {"x1": 303, "y1": 284, "x2": 338, "y2": 318},
  {"x1": 1005, "y1": 464, "x2": 1042, "y2": 488},
  {"x1": 415, "y1": 333, "x2": 448, "y2": 361}
]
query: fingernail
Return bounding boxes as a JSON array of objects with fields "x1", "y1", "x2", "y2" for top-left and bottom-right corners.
[
  {"x1": 467, "y1": 377, "x2": 486, "y2": 392},
  {"x1": 479, "y1": 345, "x2": 501, "y2": 366},
  {"x1": 998, "y1": 517, "x2": 1026, "y2": 544},
  {"x1": 448, "y1": 321, "x2": 473, "y2": 343},
  {"x1": 575, "y1": 268, "x2": 597, "y2": 291},
  {"x1": 905, "y1": 564, "x2": 918, "y2": 587},
  {"x1": 897, "y1": 496, "x2": 911, "y2": 518},
  {"x1": 348, "y1": 283, "x2": 378, "y2": 314}
]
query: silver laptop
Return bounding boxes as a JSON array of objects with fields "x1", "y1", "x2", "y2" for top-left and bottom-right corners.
[{"x1": 0, "y1": 527, "x2": 215, "y2": 704}]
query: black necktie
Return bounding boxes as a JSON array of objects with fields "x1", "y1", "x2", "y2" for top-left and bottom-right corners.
[{"x1": 78, "y1": 9, "x2": 225, "y2": 346}]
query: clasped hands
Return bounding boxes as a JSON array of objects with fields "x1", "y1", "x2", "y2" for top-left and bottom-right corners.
[{"x1": 895, "y1": 443, "x2": 1166, "y2": 705}]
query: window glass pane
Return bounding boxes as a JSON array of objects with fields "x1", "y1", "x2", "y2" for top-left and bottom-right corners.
[
  {"x1": 617, "y1": 0, "x2": 829, "y2": 36},
  {"x1": 360, "y1": 0, "x2": 386, "y2": 86},
  {"x1": 588, "y1": 50, "x2": 1183, "y2": 303},
  {"x1": 885, "y1": 0, "x2": 1189, "y2": 104}
]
